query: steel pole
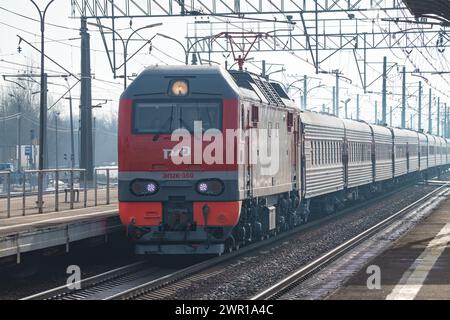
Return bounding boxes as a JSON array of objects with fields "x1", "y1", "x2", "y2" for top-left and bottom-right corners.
[
  {"x1": 437, "y1": 97, "x2": 440, "y2": 136},
  {"x1": 303, "y1": 75, "x2": 307, "y2": 110},
  {"x1": 418, "y1": 81, "x2": 422, "y2": 131},
  {"x1": 375, "y1": 101, "x2": 378, "y2": 124},
  {"x1": 335, "y1": 74, "x2": 340, "y2": 118},
  {"x1": 356, "y1": 94, "x2": 360, "y2": 121},
  {"x1": 80, "y1": 18, "x2": 93, "y2": 184},
  {"x1": 55, "y1": 112, "x2": 59, "y2": 169},
  {"x1": 382, "y1": 57, "x2": 388, "y2": 125},
  {"x1": 401, "y1": 66, "x2": 406, "y2": 128},
  {"x1": 429, "y1": 88, "x2": 432, "y2": 134}
]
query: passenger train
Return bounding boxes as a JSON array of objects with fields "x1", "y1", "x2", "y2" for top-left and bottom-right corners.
[{"x1": 118, "y1": 66, "x2": 450, "y2": 255}]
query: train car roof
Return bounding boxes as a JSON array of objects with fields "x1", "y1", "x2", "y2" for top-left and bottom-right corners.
[
  {"x1": 300, "y1": 111, "x2": 345, "y2": 129},
  {"x1": 417, "y1": 131, "x2": 428, "y2": 143},
  {"x1": 341, "y1": 118, "x2": 372, "y2": 133},
  {"x1": 391, "y1": 127, "x2": 419, "y2": 139},
  {"x1": 369, "y1": 123, "x2": 393, "y2": 136},
  {"x1": 425, "y1": 133, "x2": 437, "y2": 144},
  {"x1": 436, "y1": 136, "x2": 447, "y2": 144}
]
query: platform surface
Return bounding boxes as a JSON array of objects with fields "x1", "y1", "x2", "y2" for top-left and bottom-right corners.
[
  {"x1": 330, "y1": 195, "x2": 450, "y2": 300},
  {"x1": 0, "y1": 204, "x2": 118, "y2": 236},
  {"x1": 0, "y1": 204, "x2": 121, "y2": 261}
]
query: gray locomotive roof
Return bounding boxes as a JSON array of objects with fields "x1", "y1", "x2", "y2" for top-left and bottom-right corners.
[
  {"x1": 125, "y1": 65, "x2": 294, "y2": 108},
  {"x1": 139, "y1": 64, "x2": 229, "y2": 76},
  {"x1": 122, "y1": 65, "x2": 240, "y2": 99}
]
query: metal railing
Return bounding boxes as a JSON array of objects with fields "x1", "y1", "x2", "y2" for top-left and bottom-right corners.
[
  {"x1": 0, "y1": 171, "x2": 11, "y2": 218},
  {"x1": 0, "y1": 167, "x2": 118, "y2": 218},
  {"x1": 94, "y1": 167, "x2": 118, "y2": 206}
]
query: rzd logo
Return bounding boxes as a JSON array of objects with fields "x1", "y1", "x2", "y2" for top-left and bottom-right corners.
[{"x1": 163, "y1": 146, "x2": 191, "y2": 159}]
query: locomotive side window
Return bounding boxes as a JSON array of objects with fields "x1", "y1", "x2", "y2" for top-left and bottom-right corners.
[{"x1": 241, "y1": 105, "x2": 245, "y2": 130}]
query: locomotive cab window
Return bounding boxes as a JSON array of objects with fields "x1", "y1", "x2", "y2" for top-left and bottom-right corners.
[{"x1": 133, "y1": 101, "x2": 222, "y2": 134}]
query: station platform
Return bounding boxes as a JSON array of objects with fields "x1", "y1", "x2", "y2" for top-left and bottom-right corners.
[
  {"x1": 0, "y1": 204, "x2": 122, "y2": 263},
  {"x1": 330, "y1": 193, "x2": 450, "y2": 300}
]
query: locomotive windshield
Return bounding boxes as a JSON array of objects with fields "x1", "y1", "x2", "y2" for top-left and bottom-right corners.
[{"x1": 133, "y1": 102, "x2": 221, "y2": 134}]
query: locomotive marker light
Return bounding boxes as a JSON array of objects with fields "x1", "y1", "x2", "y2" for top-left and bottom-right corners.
[
  {"x1": 170, "y1": 80, "x2": 189, "y2": 96},
  {"x1": 146, "y1": 182, "x2": 157, "y2": 193},
  {"x1": 130, "y1": 179, "x2": 159, "y2": 196},
  {"x1": 196, "y1": 179, "x2": 224, "y2": 196}
]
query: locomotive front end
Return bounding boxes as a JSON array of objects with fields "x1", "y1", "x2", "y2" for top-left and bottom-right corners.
[{"x1": 118, "y1": 66, "x2": 241, "y2": 254}]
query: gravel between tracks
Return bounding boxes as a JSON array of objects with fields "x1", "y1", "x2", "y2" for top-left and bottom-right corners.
[{"x1": 153, "y1": 184, "x2": 439, "y2": 300}]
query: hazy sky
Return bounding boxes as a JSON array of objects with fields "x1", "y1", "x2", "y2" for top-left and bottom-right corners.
[{"x1": 1, "y1": 0, "x2": 450, "y2": 130}]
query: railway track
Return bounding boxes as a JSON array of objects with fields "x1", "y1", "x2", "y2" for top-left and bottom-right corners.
[
  {"x1": 21, "y1": 261, "x2": 179, "y2": 300},
  {"x1": 102, "y1": 182, "x2": 444, "y2": 300},
  {"x1": 251, "y1": 183, "x2": 449, "y2": 300},
  {"x1": 22, "y1": 181, "x2": 448, "y2": 300}
]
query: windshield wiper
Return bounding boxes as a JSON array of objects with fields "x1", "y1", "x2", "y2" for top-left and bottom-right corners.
[
  {"x1": 179, "y1": 108, "x2": 194, "y2": 132},
  {"x1": 153, "y1": 105, "x2": 174, "y2": 141}
]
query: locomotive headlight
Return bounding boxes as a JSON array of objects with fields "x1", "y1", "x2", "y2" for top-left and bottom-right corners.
[
  {"x1": 170, "y1": 80, "x2": 189, "y2": 96},
  {"x1": 130, "y1": 179, "x2": 159, "y2": 196},
  {"x1": 196, "y1": 179, "x2": 224, "y2": 196}
]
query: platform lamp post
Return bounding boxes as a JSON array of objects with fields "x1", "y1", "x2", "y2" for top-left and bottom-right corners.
[
  {"x1": 29, "y1": 0, "x2": 55, "y2": 213},
  {"x1": 342, "y1": 98, "x2": 351, "y2": 119},
  {"x1": 88, "y1": 22, "x2": 162, "y2": 90},
  {"x1": 156, "y1": 33, "x2": 189, "y2": 65},
  {"x1": 156, "y1": 33, "x2": 218, "y2": 67}
]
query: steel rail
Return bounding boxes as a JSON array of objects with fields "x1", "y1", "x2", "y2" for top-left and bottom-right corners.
[
  {"x1": 21, "y1": 261, "x2": 147, "y2": 300},
  {"x1": 251, "y1": 183, "x2": 449, "y2": 300}
]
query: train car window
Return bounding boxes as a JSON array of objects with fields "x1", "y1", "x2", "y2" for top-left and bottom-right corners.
[
  {"x1": 350, "y1": 142, "x2": 353, "y2": 163},
  {"x1": 335, "y1": 142, "x2": 338, "y2": 164},
  {"x1": 320, "y1": 141, "x2": 323, "y2": 165},
  {"x1": 328, "y1": 141, "x2": 330, "y2": 165},
  {"x1": 322, "y1": 141, "x2": 325, "y2": 165},
  {"x1": 313, "y1": 141, "x2": 316, "y2": 166},
  {"x1": 317, "y1": 141, "x2": 320, "y2": 166}
]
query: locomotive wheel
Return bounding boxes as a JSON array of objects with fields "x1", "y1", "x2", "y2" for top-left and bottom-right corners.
[
  {"x1": 302, "y1": 211, "x2": 310, "y2": 224},
  {"x1": 225, "y1": 237, "x2": 235, "y2": 253}
]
